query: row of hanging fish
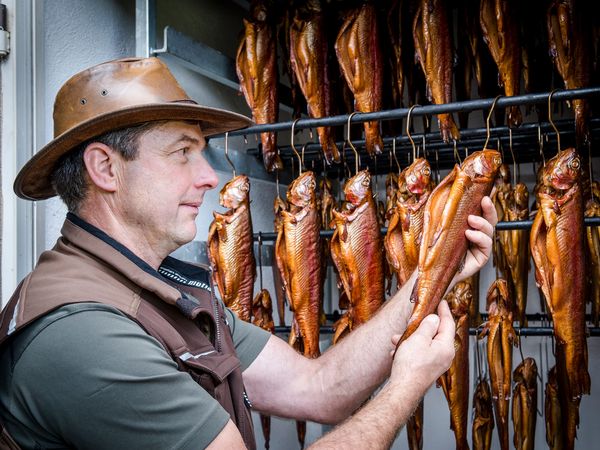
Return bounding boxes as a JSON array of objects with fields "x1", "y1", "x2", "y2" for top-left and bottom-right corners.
[{"x1": 236, "y1": 0, "x2": 599, "y2": 172}]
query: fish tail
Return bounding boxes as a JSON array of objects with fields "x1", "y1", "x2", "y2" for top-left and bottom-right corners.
[
  {"x1": 261, "y1": 131, "x2": 283, "y2": 172},
  {"x1": 317, "y1": 126, "x2": 341, "y2": 164},
  {"x1": 364, "y1": 121, "x2": 384, "y2": 156}
]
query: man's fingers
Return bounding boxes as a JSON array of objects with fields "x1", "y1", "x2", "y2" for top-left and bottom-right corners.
[
  {"x1": 434, "y1": 300, "x2": 456, "y2": 343},
  {"x1": 481, "y1": 195, "x2": 498, "y2": 226},
  {"x1": 467, "y1": 214, "x2": 494, "y2": 238},
  {"x1": 410, "y1": 314, "x2": 440, "y2": 341}
]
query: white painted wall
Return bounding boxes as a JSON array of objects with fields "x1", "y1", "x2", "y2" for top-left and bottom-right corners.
[{"x1": 1, "y1": 0, "x2": 599, "y2": 449}]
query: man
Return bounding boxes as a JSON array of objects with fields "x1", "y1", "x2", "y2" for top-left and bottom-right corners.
[{"x1": 0, "y1": 57, "x2": 496, "y2": 449}]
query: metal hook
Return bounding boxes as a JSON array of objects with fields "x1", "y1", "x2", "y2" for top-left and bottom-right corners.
[
  {"x1": 406, "y1": 104, "x2": 420, "y2": 162},
  {"x1": 257, "y1": 232, "x2": 264, "y2": 292},
  {"x1": 224, "y1": 132, "x2": 236, "y2": 177},
  {"x1": 434, "y1": 148, "x2": 440, "y2": 184},
  {"x1": 392, "y1": 138, "x2": 401, "y2": 175},
  {"x1": 548, "y1": 89, "x2": 561, "y2": 153},
  {"x1": 453, "y1": 139, "x2": 462, "y2": 164},
  {"x1": 301, "y1": 144, "x2": 308, "y2": 171},
  {"x1": 517, "y1": 327, "x2": 525, "y2": 364},
  {"x1": 509, "y1": 128, "x2": 517, "y2": 186},
  {"x1": 484, "y1": 96, "x2": 502, "y2": 150},
  {"x1": 275, "y1": 169, "x2": 280, "y2": 197},
  {"x1": 347, "y1": 112, "x2": 361, "y2": 175},
  {"x1": 422, "y1": 134, "x2": 427, "y2": 160},
  {"x1": 290, "y1": 118, "x2": 303, "y2": 175}
]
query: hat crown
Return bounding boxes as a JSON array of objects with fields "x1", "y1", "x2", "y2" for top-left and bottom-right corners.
[{"x1": 54, "y1": 58, "x2": 190, "y2": 138}]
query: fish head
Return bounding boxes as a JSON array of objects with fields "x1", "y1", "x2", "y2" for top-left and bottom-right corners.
[
  {"x1": 447, "y1": 281, "x2": 473, "y2": 316},
  {"x1": 464, "y1": 150, "x2": 503, "y2": 182},
  {"x1": 544, "y1": 148, "x2": 581, "y2": 191},
  {"x1": 219, "y1": 175, "x2": 250, "y2": 209},
  {"x1": 287, "y1": 171, "x2": 317, "y2": 207},
  {"x1": 514, "y1": 357, "x2": 538, "y2": 385},
  {"x1": 592, "y1": 181, "x2": 600, "y2": 200},
  {"x1": 405, "y1": 158, "x2": 432, "y2": 195},
  {"x1": 513, "y1": 183, "x2": 530, "y2": 210},
  {"x1": 485, "y1": 278, "x2": 511, "y2": 313},
  {"x1": 344, "y1": 170, "x2": 372, "y2": 205}
]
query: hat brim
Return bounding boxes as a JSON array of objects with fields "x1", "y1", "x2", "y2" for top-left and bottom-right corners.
[{"x1": 14, "y1": 103, "x2": 253, "y2": 200}]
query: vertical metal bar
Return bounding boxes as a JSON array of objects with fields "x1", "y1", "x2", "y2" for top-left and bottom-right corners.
[{"x1": 135, "y1": 0, "x2": 156, "y2": 58}]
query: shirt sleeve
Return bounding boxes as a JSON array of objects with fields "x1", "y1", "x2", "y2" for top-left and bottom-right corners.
[
  {"x1": 1, "y1": 304, "x2": 229, "y2": 450},
  {"x1": 223, "y1": 305, "x2": 271, "y2": 371}
]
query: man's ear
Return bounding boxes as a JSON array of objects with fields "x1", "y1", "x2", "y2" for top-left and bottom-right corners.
[{"x1": 83, "y1": 142, "x2": 120, "y2": 193}]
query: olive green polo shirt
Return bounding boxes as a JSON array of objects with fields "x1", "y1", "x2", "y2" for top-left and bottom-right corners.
[{"x1": 0, "y1": 302, "x2": 270, "y2": 449}]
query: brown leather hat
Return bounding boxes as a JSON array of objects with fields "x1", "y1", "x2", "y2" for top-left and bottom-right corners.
[{"x1": 14, "y1": 57, "x2": 253, "y2": 200}]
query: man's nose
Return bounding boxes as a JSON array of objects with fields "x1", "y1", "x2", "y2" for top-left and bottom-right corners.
[{"x1": 193, "y1": 155, "x2": 219, "y2": 190}]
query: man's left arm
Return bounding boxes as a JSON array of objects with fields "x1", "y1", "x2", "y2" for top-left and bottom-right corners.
[{"x1": 243, "y1": 196, "x2": 497, "y2": 424}]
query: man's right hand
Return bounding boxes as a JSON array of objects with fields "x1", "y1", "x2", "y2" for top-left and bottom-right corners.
[{"x1": 389, "y1": 300, "x2": 456, "y2": 397}]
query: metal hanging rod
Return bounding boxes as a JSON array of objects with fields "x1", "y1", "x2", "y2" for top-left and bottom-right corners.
[
  {"x1": 273, "y1": 326, "x2": 600, "y2": 336},
  {"x1": 260, "y1": 117, "x2": 600, "y2": 160},
  {"x1": 254, "y1": 217, "x2": 600, "y2": 241},
  {"x1": 222, "y1": 87, "x2": 600, "y2": 137}
]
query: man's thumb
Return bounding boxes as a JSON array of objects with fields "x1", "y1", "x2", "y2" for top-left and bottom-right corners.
[{"x1": 412, "y1": 314, "x2": 440, "y2": 340}]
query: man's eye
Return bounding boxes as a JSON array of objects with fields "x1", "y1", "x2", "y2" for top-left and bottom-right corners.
[{"x1": 180, "y1": 147, "x2": 190, "y2": 155}]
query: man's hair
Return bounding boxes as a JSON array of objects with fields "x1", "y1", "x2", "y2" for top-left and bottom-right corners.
[{"x1": 51, "y1": 121, "x2": 164, "y2": 213}]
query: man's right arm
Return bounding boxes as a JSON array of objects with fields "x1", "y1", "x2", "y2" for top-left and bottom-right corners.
[{"x1": 210, "y1": 301, "x2": 456, "y2": 449}]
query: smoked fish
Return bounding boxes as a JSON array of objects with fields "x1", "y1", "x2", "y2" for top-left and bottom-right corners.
[
  {"x1": 545, "y1": 366, "x2": 564, "y2": 450},
  {"x1": 472, "y1": 379, "x2": 495, "y2": 450},
  {"x1": 585, "y1": 195, "x2": 600, "y2": 326},
  {"x1": 289, "y1": 0, "x2": 340, "y2": 164},
  {"x1": 413, "y1": 0, "x2": 460, "y2": 142},
  {"x1": 437, "y1": 281, "x2": 472, "y2": 450},
  {"x1": 335, "y1": 3, "x2": 384, "y2": 156},
  {"x1": 252, "y1": 289, "x2": 275, "y2": 449},
  {"x1": 480, "y1": 0, "x2": 523, "y2": 127},
  {"x1": 273, "y1": 194, "x2": 288, "y2": 326},
  {"x1": 208, "y1": 175, "x2": 255, "y2": 322},
  {"x1": 512, "y1": 358, "x2": 538, "y2": 450},
  {"x1": 275, "y1": 171, "x2": 323, "y2": 359},
  {"x1": 385, "y1": 158, "x2": 433, "y2": 288},
  {"x1": 480, "y1": 279, "x2": 517, "y2": 450},
  {"x1": 504, "y1": 183, "x2": 530, "y2": 326},
  {"x1": 407, "y1": 400, "x2": 424, "y2": 450},
  {"x1": 236, "y1": 1, "x2": 283, "y2": 172},
  {"x1": 547, "y1": 0, "x2": 593, "y2": 148},
  {"x1": 491, "y1": 164, "x2": 511, "y2": 279},
  {"x1": 398, "y1": 149, "x2": 502, "y2": 345},
  {"x1": 275, "y1": 172, "x2": 322, "y2": 450},
  {"x1": 331, "y1": 170, "x2": 385, "y2": 343},
  {"x1": 530, "y1": 148, "x2": 590, "y2": 402}
]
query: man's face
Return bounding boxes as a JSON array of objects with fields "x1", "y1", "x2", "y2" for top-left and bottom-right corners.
[{"x1": 114, "y1": 121, "x2": 218, "y2": 255}]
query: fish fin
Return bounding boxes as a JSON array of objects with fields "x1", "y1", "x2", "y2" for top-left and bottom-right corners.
[
  {"x1": 412, "y1": 4, "x2": 425, "y2": 72},
  {"x1": 207, "y1": 219, "x2": 226, "y2": 301},
  {"x1": 332, "y1": 314, "x2": 351, "y2": 344},
  {"x1": 274, "y1": 225, "x2": 292, "y2": 304},
  {"x1": 384, "y1": 211, "x2": 404, "y2": 272},
  {"x1": 529, "y1": 210, "x2": 553, "y2": 314},
  {"x1": 330, "y1": 226, "x2": 352, "y2": 301},
  {"x1": 419, "y1": 165, "x2": 458, "y2": 265}
]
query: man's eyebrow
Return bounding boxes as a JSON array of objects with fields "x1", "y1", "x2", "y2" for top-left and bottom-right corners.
[{"x1": 172, "y1": 134, "x2": 202, "y2": 145}]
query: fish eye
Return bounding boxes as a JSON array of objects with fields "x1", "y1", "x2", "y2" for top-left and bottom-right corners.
[
  {"x1": 422, "y1": 167, "x2": 431, "y2": 176},
  {"x1": 410, "y1": 174, "x2": 417, "y2": 182},
  {"x1": 240, "y1": 183, "x2": 249, "y2": 192},
  {"x1": 361, "y1": 179, "x2": 370, "y2": 187},
  {"x1": 493, "y1": 156, "x2": 502, "y2": 165},
  {"x1": 570, "y1": 158, "x2": 580, "y2": 170}
]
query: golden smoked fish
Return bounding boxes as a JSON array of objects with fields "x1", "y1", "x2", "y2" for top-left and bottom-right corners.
[
  {"x1": 413, "y1": 0, "x2": 460, "y2": 142},
  {"x1": 330, "y1": 170, "x2": 385, "y2": 343},
  {"x1": 480, "y1": 279, "x2": 517, "y2": 450},
  {"x1": 530, "y1": 148, "x2": 590, "y2": 408},
  {"x1": 273, "y1": 194, "x2": 287, "y2": 326},
  {"x1": 585, "y1": 193, "x2": 600, "y2": 326},
  {"x1": 385, "y1": 158, "x2": 433, "y2": 288},
  {"x1": 236, "y1": 1, "x2": 283, "y2": 172},
  {"x1": 547, "y1": 0, "x2": 593, "y2": 147},
  {"x1": 437, "y1": 281, "x2": 472, "y2": 450},
  {"x1": 505, "y1": 183, "x2": 530, "y2": 326},
  {"x1": 335, "y1": 3, "x2": 384, "y2": 156},
  {"x1": 275, "y1": 172, "x2": 322, "y2": 450},
  {"x1": 480, "y1": 0, "x2": 522, "y2": 127},
  {"x1": 275, "y1": 171, "x2": 322, "y2": 359},
  {"x1": 407, "y1": 400, "x2": 424, "y2": 450},
  {"x1": 512, "y1": 357, "x2": 538, "y2": 450},
  {"x1": 545, "y1": 366, "x2": 564, "y2": 450},
  {"x1": 398, "y1": 149, "x2": 502, "y2": 345},
  {"x1": 208, "y1": 175, "x2": 255, "y2": 322},
  {"x1": 472, "y1": 379, "x2": 495, "y2": 450},
  {"x1": 289, "y1": 0, "x2": 340, "y2": 164},
  {"x1": 251, "y1": 289, "x2": 275, "y2": 450},
  {"x1": 491, "y1": 164, "x2": 511, "y2": 279}
]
